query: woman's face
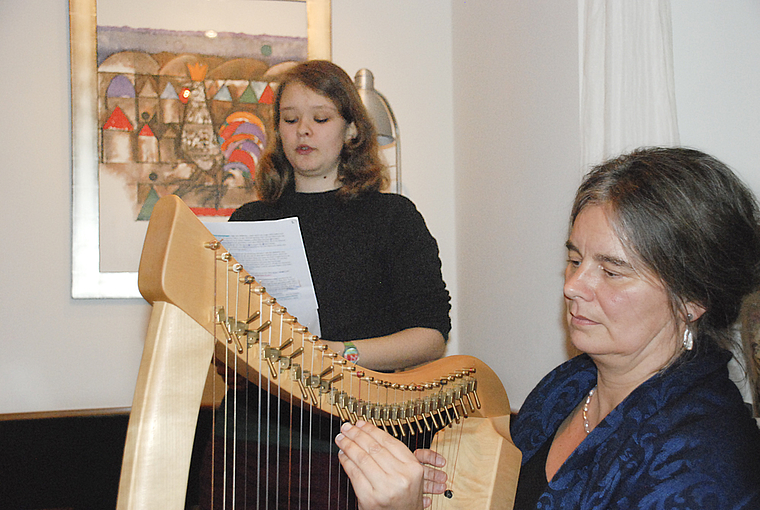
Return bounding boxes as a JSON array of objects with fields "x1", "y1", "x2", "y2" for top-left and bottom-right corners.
[
  {"x1": 563, "y1": 205, "x2": 681, "y2": 374},
  {"x1": 278, "y1": 82, "x2": 355, "y2": 192}
]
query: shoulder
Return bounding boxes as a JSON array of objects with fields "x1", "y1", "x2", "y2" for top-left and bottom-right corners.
[
  {"x1": 229, "y1": 197, "x2": 289, "y2": 221},
  {"x1": 351, "y1": 191, "x2": 419, "y2": 213},
  {"x1": 359, "y1": 192, "x2": 429, "y2": 228},
  {"x1": 338, "y1": 192, "x2": 430, "y2": 237},
  {"x1": 598, "y1": 353, "x2": 760, "y2": 504},
  {"x1": 607, "y1": 415, "x2": 760, "y2": 507},
  {"x1": 645, "y1": 365, "x2": 760, "y2": 473}
]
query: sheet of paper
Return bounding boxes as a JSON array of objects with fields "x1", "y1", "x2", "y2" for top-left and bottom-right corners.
[{"x1": 205, "y1": 218, "x2": 321, "y2": 336}]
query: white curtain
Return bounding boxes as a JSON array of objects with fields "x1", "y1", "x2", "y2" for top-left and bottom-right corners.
[{"x1": 580, "y1": 0, "x2": 680, "y2": 172}]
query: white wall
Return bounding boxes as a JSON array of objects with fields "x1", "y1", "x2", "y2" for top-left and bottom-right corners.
[
  {"x1": 451, "y1": 0, "x2": 581, "y2": 408},
  {"x1": 671, "y1": 0, "x2": 760, "y2": 191}
]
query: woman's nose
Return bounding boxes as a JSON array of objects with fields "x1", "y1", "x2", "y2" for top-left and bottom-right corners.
[
  {"x1": 563, "y1": 265, "x2": 593, "y2": 302},
  {"x1": 297, "y1": 119, "x2": 311, "y2": 136}
]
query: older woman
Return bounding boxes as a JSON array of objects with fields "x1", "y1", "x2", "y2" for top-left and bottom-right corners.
[{"x1": 335, "y1": 147, "x2": 760, "y2": 510}]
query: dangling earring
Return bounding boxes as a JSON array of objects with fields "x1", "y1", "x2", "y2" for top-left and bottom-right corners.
[
  {"x1": 683, "y1": 313, "x2": 694, "y2": 351},
  {"x1": 683, "y1": 328, "x2": 694, "y2": 351}
]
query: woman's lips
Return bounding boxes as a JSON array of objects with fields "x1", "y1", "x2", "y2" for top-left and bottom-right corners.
[
  {"x1": 570, "y1": 312, "x2": 598, "y2": 326},
  {"x1": 296, "y1": 145, "x2": 314, "y2": 155}
]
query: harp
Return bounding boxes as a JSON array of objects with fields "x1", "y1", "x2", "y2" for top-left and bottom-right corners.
[{"x1": 116, "y1": 195, "x2": 521, "y2": 509}]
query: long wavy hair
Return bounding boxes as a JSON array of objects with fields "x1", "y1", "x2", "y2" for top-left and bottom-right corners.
[{"x1": 254, "y1": 60, "x2": 388, "y2": 202}]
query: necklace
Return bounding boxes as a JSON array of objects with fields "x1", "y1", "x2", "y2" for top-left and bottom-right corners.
[{"x1": 582, "y1": 386, "x2": 597, "y2": 434}]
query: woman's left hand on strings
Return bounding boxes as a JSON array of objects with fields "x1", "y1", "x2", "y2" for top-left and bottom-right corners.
[{"x1": 336, "y1": 420, "x2": 447, "y2": 510}]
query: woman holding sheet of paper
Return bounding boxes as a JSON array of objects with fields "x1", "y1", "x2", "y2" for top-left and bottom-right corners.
[{"x1": 199, "y1": 59, "x2": 451, "y2": 510}]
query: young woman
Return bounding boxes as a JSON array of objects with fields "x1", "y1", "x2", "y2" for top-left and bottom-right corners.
[{"x1": 200, "y1": 59, "x2": 451, "y2": 510}]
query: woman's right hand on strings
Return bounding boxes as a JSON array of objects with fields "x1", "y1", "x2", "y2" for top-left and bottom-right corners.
[{"x1": 336, "y1": 420, "x2": 447, "y2": 510}]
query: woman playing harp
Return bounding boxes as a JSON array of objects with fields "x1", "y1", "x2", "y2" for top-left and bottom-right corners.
[
  {"x1": 198, "y1": 59, "x2": 452, "y2": 510},
  {"x1": 336, "y1": 148, "x2": 760, "y2": 510}
]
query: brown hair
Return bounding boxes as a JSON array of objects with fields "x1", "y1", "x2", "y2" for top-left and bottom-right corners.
[{"x1": 254, "y1": 60, "x2": 388, "y2": 202}]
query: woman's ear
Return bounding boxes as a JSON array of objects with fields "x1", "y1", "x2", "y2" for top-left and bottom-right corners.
[
  {"x1": 685, "y1": 302, "x2": 706, "y2": 322},
  {"x1": 345, "y1": 122, "x2": 358, "y2": 142}
]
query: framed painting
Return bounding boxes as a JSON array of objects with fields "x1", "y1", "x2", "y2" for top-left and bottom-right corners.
[{"x1": 69, "y1": 0, "x2": 331, "y2": 298}]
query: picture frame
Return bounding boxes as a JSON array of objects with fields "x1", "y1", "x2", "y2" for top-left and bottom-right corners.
[{"x1": 69, "y1": 0, "x2": 331, "y2": 298}]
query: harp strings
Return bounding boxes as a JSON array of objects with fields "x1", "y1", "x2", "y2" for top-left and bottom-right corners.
[{"x1": 209, "y1": 245, "x2": 470, "y2": 510}]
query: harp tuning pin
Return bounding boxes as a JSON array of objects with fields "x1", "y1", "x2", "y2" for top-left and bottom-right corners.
[
  {"x1": 251, "y1": 320, "x2": 271, "y2": 335},
  {"x1": 471, "y1": 389, "x2": 482, "y2": 410},
  {"x1": 421, "y1": 413, "x2": 432, "y2": 432},
  {"x1": 406, "y1": 417, "x2": 416, "y2": 436},
  {"x1": 414, "y1": 415, "x2": 425, "y2": 434},
  {"x1": 450, "y1": 402, "x2": 461, "y2": 423},
  {"x1": 458, "y1": 398, "x2": 469, "y2": 418},
  {"x1": 262, "y1": 348, "x2": 279, "y2": 379},
  {"x1": 288, "y1": 347, "x2": 304, "y2": 360},
  {"x1": 429, "y1": 409, "x2": 440, "y2": 429},
  {"x1": 245, "y1": 310, "x2": 260, "y2": 325}
]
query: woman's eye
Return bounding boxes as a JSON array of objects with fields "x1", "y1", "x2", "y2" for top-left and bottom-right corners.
[
  {"x1": 314, "y1": 117, "x2": 329, "y2": 124},
  {"x1": 282, "y1": 117, "x2": 297, "y2": 124},
  {"x1": 567, "y1": 257, "x2": 581, "y2": 268}
]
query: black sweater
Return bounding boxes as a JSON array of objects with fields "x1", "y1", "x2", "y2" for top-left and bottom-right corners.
[{"x1": 230, "y1": 189, "x2": 451, "y2": 342}]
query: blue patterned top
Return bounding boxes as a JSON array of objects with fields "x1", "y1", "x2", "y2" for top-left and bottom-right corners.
[{"x1": 511, "y1": 350, "x2": 760, "y2": 509}]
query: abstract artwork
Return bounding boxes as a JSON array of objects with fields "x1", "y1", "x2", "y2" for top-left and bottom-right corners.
[
  {"x1": 70, "y1": 0, "x2": 331, "y2": 298},
  {"x1": 97, "y1": 26, "x2": 305, "y2": 219}
]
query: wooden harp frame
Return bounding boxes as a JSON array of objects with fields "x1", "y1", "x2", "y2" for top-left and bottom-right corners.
[{"x1": 116, "y1": 195, "x2": 521, "y2": 509}]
